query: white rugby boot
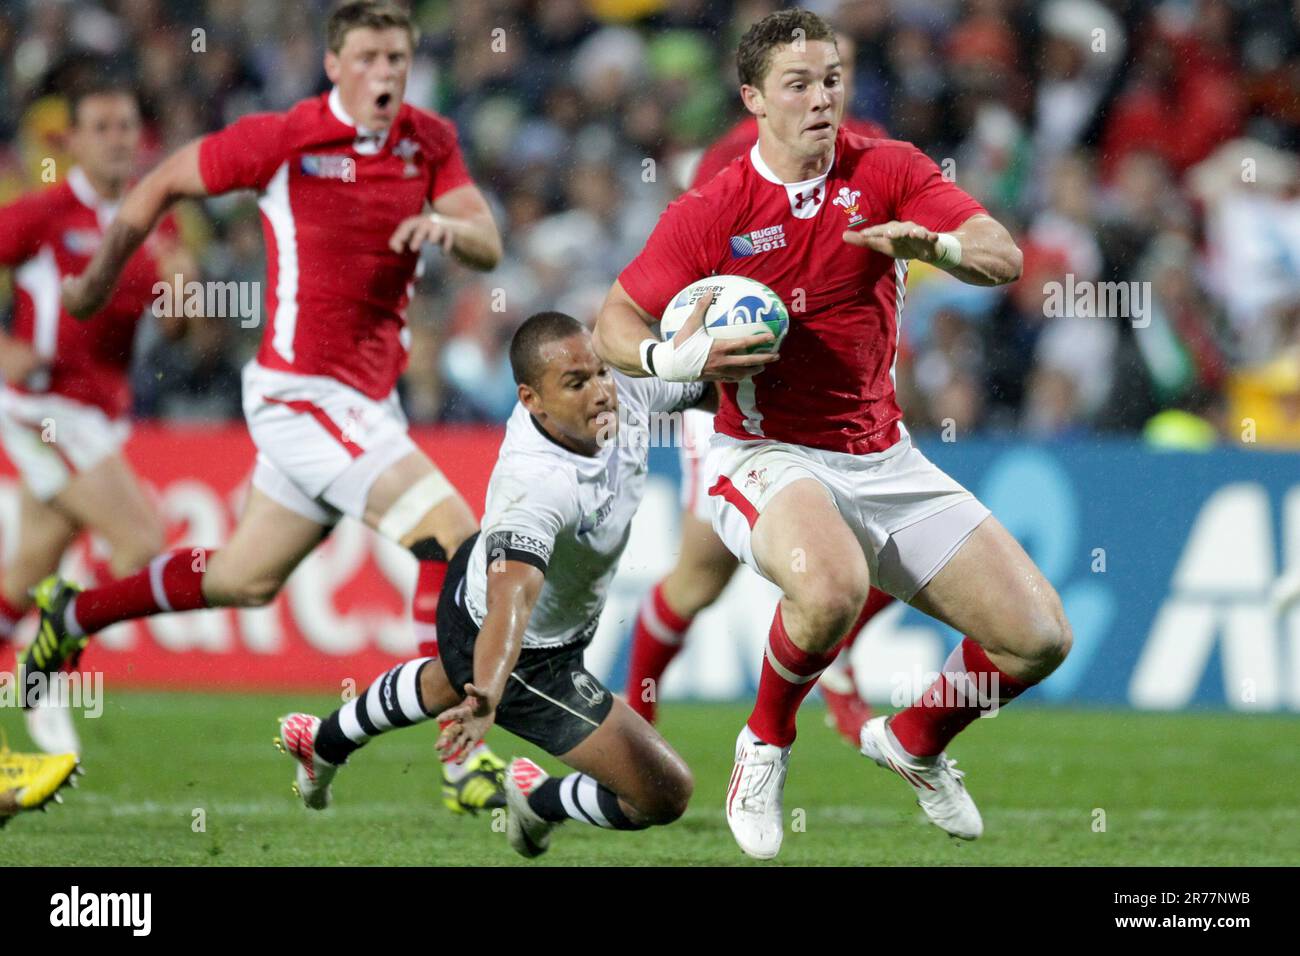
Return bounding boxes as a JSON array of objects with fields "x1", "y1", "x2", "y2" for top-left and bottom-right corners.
[
  {"x1": 725, "y1": 726, "x2": 790, "y2": 860},
  {"x1": 859, "y1": 715, "x2": 983, "y2": 840},
  {"x1": 275, "y1": 713, "x2": 337, "y2": 810},
  {"x1": 504, "y1": 757, "x2": 554, "y2": 858}
]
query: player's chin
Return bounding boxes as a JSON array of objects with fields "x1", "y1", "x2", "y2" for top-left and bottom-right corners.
[{"x1": 590, "y1": 410, "x2": 618, "y2": 440}]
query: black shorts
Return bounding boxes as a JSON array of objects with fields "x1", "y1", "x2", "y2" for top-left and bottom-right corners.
[{"x1": 437, "y1": 532, "x2": 615, "y2": 756}]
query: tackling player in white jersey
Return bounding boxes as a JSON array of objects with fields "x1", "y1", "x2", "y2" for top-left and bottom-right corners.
[{"x1": 277, "y1": 309, "x2": 713, "y2": 856}]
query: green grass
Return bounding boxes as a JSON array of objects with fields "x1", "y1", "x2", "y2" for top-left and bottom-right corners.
[{"x1": 4, "y1": 692, "x2": 1298, "y2": 865}]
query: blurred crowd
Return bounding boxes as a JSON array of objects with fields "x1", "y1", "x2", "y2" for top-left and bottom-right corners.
[{"x1": 4, "y1": 0, "x2": 1300, "y2": 444}]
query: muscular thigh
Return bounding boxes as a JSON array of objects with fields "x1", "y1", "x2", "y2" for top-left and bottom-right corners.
[
  {"x1": 559, "y1": 698, "x2": 691, "y2": 807},
  {"x1": 909, "y1": 514, "x2": 1065, "y2": 660},
  {"x1": 750, "y1": 477, "x2": 866, "y2": 601},
  {"x1": 202, "y1": 488, "x2": 327, "y2": 603}
]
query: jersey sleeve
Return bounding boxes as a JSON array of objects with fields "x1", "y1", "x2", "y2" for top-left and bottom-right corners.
[
  {"x1": 428, "y1": 120, "x2": 474, "y2": 202},
  {"x1": 481, "y1": 467, "x2": 574, "y2": 574},
  {"x1": 0, "y1": 190, "x2": 51, "y2": 266},
  {"x1": 198, "y1": 113, "x2": 291, "y2": 195},
  {"x1": 621, "y1": 373, "x2": 708, "y2": 416},
  {"x1": 618, "y1": 195, "x2": 717, "y2": 320},
  {"x1": 891, "y1": 143, "x2": 988, "y2": 234}
]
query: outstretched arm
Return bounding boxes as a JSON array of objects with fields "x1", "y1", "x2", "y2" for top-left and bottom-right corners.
[
  {"x1": 842, "y1": 213, "x2": 1022, "y2": 287},
  {"x1": 434, "y1": 559, "x2": 543, "y2": 761},
  {"x1": 63, "y1": 140, "x2": 209, "y2": 318}
]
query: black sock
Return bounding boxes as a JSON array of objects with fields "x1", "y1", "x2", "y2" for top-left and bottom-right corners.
[
  {"x1": 527, "y1": 774, "x2": 648, "y2": 830},
  {"x1": 408, "y1": 537, "x2": 448, "y2": 562}
]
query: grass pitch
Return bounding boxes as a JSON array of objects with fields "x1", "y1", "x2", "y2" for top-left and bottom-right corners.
[{"x1": 3, "y1": 692, "x2": 1297, "y2": 866}]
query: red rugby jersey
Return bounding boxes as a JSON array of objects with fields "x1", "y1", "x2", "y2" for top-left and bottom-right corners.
[
  {"x1": 198, "y1": 89, "x2": 474, "y2": 400},
  {"x1": 620, "y1": 126, "x2": 986, "y2": 455},
  {"x1": 0, "y1": 167, "x2": 175, "y2": 419}
]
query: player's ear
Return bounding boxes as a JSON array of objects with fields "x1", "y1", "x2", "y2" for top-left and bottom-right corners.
[
  {"x1": 740, "y1": 83, "x2": 765, "y2": 118},
  {"x1": 518, "y1": 382, "x2": 540, "y2": 414},
  {"x1": 324, "y1": 50, "x2": 341, "y2": 84}
]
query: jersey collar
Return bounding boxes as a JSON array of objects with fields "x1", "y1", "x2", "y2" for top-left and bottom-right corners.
[
  {"x1": 749, "y1": 141, "x2": 834, "y2": 219},
  {"x1": 519, "y1": 407, "x2": 611, "y2": 478},
  {"x1": 328, "y1": 86, "x2": 392, "y2": 155},
  {"x1": 67, "y1": 166, "x2": 122, "y2": 227}
]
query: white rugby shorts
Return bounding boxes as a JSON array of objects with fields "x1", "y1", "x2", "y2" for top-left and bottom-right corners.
[
  {"x1": 0, "y1": 387, "x2": 130, "y2": 501},
  {"x1": 242, "y1": 361, "x2": 417, "y2": 525},
  {"x1": 706, "y1": 432, "x2": 990, "y2": 602}
]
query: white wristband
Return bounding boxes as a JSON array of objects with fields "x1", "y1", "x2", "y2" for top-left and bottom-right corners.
[
  {"x1": 641, "y1": 330, "x2": 712, "y2": 382},
  {"x1": 934, "y1": 232, "x2": 962, "y2": 268}
]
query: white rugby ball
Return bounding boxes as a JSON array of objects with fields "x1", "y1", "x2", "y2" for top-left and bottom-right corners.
[{"x1": 659, "y1": 275, "x2": 789, "y2": 355}]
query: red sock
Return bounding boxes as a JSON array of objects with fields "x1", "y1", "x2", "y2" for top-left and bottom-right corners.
[
  {"x1": 625, "y1": 581, "x2": 692, "y2": 722},
  {"x1": 747, "y1": 606, "x2": 840, "y2": 747},
  {"x1": 889, "y1": 637, "x2": 1033, "y2": 757},
  {"x1": 0, "y1": 587, "x2": 26, "y2": 642},
  {"x1": 69, "y1": 548, "x2": 213, "y2": 636},
  {"x1": 413, "y1": 557, "x2": 447, "y2": 658}
]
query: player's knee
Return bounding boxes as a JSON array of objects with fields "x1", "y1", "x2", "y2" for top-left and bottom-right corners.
[
  {"x1": 637, "y1": 762, "x2": 694, "y2": 825},
  {"x1": 118, "y1": 522, "x2": 167, "y2": 575},
  {"x1": 1022, "y1": 595, "x2": 1072, "y2": 676},
  {"x1": 664, "y1": 564, "x2": 729, "y2": 616},
  {"x1": 791, "y1": 567, "x2": 870, "y2": 641},
  {"x1": 213, "y1": 573, "x2": 284, "y2": 608}
]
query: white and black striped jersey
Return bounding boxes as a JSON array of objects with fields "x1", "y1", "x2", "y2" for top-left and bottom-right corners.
[{"x1": 460, "y1": 371, "x2": 707, "y2": 649}]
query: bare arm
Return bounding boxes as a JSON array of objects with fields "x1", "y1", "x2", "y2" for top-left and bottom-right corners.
[
  {"x1": 592, "y1": 279, "x2": 658, "y2": 377},
  {"x1": 64, "y1": 140, "x2": 209, "y2": 319},
  {"x1": 388, "y1": 183, "x2": 503, "y2": 272},
  {"x1": 842, "y1": 213, "x2": 1022, "y2": 286},
  {"x1": 434, "y1": 558, "x2": 543, "y2": 759}
]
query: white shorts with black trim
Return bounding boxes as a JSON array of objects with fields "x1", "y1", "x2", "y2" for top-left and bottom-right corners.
[
  {"x1": 241, "y1": 361, "x2": 417, "y2": 526},
  {"x1": 0, "y1": 387, "x2": 130, "y2": 501},
  {"x1": 706, "y1": 432, "x2": 990, "y2": 602}
]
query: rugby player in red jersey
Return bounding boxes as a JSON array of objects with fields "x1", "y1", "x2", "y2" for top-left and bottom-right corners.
[
  {"x1": 34, "y1": 1, "x2": 509, "y2": 813},
  {"x1": 0, "y1": 79, "x2": 189, "y2": 755},
  {"x1": 625, "y1": 31, "x2": 891, "y2": 742},
  {"x1": 595, "y1": 9, "x2": 1070, "y2": 859}
]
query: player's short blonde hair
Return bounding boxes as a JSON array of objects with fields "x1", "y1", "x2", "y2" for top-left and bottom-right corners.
[{"x1": 326, "y1": 1, "x2": 418, "y2": 54}]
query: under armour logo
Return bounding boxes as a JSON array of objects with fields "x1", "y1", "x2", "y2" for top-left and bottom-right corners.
[{"x1": 794, "y1": 187, "x2": 822, "y2": 210}]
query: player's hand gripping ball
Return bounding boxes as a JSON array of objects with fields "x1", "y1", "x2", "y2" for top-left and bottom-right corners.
[{"x1": 659, "y1": 275, "x2": 789, "y2": 356}]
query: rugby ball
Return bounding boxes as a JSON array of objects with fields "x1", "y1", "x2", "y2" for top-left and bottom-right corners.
[{"x1": 659, "y1": 275, "x2": 789, "y2": 355}]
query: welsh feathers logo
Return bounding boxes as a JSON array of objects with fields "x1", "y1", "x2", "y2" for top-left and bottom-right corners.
[{"x1": 833, "y1": 186, "x2": 866, "y2": 227}]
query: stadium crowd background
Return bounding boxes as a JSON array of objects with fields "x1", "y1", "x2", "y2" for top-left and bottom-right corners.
[{"x1": 2, "y1": 0, "x2": 1300, "y2": 444}]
